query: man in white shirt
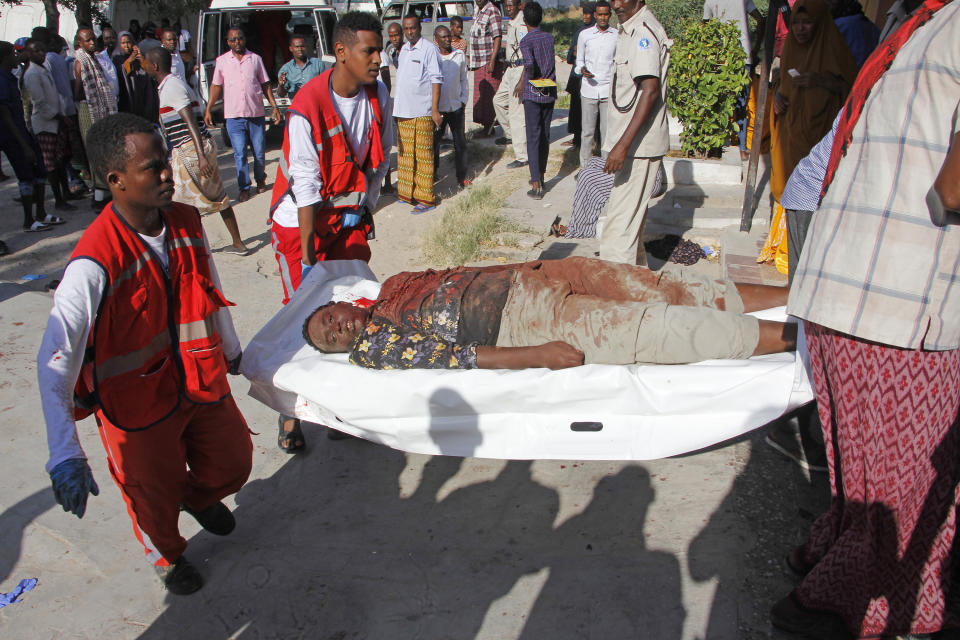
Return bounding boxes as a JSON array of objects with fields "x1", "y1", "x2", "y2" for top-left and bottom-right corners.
[
  {"x1": 492, "y1": 0, "x2": 528, "y2": 168},
  {"x1": 575, "y1": 0, "x2": 617, "y2": 167},
  {"x1": 23, "y1": 39, "x2": 73, "y2": 213},
  {"x1": 268, "y1": 12, "x2": 393, "y2": 450},
  {"x1": 434, "y1": 26, "x2": 470, "y2": 189},
  {"x1": 394, "y1": 14, "x2": 443, "y2": 212},
  {"x1": 161, "y1": 27, "x2": 188, "y2": 84}
]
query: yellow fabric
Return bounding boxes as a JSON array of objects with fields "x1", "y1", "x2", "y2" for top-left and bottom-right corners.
[
  {"x1": 746, "y1": 75, "x2": 772, "y2": 154},
  {"x1": 397, "y1": 116, "x2": 436, "y2": 205},
  {"x1": 757, "y1": 201, "x2": 789, "y2": 275}
]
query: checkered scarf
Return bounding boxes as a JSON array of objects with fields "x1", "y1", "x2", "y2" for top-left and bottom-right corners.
[{"x1": 75, "y1": 48, "x2": 117, "y2": 122}]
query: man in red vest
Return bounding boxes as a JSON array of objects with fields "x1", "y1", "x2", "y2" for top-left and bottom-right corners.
[
  {"x1": 269, "y1": 11, "x2": 393, "y2": 451},
  {"x1": 37, "y1": 112, "x2": 253, "y2": 596}
]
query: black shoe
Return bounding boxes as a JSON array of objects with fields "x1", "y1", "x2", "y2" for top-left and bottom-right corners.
[
  {"x1": 182, "y1": 501, "x2": 236, "y2": 536},
  {"x1": 527, "y1": 187, "x2": 544, "y2": 200},
  {"x1": 770, "y1": 593, "x2": 847, "y2": 637},
  {"x1": 506, "y1": 160, "x2": 528, "y2": 169},
  {"x1": 155, "y1": 556, "x2": 204, "y2": 595},
  {"x1": 495, "y1": 136, "x2": 511, "y2": 146}
]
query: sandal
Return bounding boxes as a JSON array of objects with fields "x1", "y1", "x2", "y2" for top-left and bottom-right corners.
[
  {"x1": 24, "y1": 221, "x2": 53, "y2": 233},
  {"x1": 411, "y1": 202, "x2": 436, "y2": 214},
  {"x1": 548, "y1": 216, "x2": 567, "y2": 237},
  {"x1": 277, "y1": 415, "x2": 305, "y2": 453},
  {"x1": 39, "y1": 214, "x2": 66, "y2": 225}
]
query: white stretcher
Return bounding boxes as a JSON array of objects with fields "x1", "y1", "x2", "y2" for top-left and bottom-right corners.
[{"x1": 241, "y1": 260, "x2": 814, "y2": 461}]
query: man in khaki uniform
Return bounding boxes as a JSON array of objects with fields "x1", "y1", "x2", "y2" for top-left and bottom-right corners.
[
  {"x1": 492, "y1": 0, "x2": 528, "y2": 167},
  {"x1": 600, "y1": 0, "x2": 669, "y2": 265}
]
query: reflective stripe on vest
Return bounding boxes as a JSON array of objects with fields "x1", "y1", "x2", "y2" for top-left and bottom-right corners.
[
  {"x1": 112, "y1": 250, "x2": 153, "y2": 289},
  {"x1": 95, "y1": 330, "x2": 171, "y2": 380},
  {"x1": 180, "y1": 316, "x2": 217, "y2": 343}
]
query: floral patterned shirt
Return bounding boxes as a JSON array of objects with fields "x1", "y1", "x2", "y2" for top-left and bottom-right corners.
[{"x1": 348, "y1": 269, "x2": 512, "y2": 370}]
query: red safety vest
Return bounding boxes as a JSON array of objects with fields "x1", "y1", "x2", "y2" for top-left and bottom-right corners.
[
  {"x1": 269, "y1": 68, "x2": 384, "y2": 240},
  {"x1": 70, "y1": 202, "x2": 234, "y2": 431}
]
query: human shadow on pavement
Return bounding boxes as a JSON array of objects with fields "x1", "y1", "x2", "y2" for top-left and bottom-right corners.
[
  {"x1": 519, "y1": 466, "x2": 685, "y2": 639},
  {"x1": 687, "y1": 426, "x2": 832, "y2": 640},
  {"x1": 0, "y1": 488, "x2": 57, "y2": 584},
  {"x1": 136, "y1": 392, "x2": 553, "y2": 639},
  {"x1": 138, "y1": 386, "x2": 692, "y2": 639}
]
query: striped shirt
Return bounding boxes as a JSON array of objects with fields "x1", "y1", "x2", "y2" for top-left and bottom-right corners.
[
  {"x1": 787, "y1": 5, "x2": 960, "y2": 350},
  {"x1": 779, "y1": 111, "x2": 840, "y2": 213},
  {"x1": 158, "y1": 74, "x2": 210, "y2": 150}
]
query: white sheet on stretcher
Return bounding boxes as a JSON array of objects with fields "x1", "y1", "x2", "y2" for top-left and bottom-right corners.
[{"x1": 241, "y1": 260, "x2": 814, "y2": 461}]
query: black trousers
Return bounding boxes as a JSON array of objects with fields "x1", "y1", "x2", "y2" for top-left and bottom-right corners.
[
  {"x1": 786, "y1": 208, "x2": 814, "y2": 288},
  {"x1": 524, "y1": 100, "x2": 554, "y2": 185},
  {"x1": 434, "y1": 106, "x2": 467, "y2": 183}
]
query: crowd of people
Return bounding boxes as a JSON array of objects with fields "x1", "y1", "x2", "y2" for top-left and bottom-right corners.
[
  {"x1": 0, "y1": 18, "x2": 201, "y2": 256},
  {"x1": 12, "y1": 1, "x2": 960, "y2": 638}
]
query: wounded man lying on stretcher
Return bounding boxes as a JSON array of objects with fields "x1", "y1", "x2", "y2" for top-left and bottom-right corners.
[{"x1": 303, "y1": 256, "x2": 797, "y2": 370}]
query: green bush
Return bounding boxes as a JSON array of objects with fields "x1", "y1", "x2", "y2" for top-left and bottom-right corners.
[
  {"x1": 666, "y1": 18, "x2": 749, "y2": 158},
  {"x1": 647, "y1": 0, "x2": 705, "y2": 39},
  {"x1": 541, "y1": 8, "x2": 584, "y2": 58}
]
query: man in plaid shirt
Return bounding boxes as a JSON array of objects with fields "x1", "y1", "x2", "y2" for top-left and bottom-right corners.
[
  {"x1": 774, "y1": 5, "x2": 960, "y2": 638},
  {"x1": 469, "y1": 0, "x2": 503, "y2": 135}
]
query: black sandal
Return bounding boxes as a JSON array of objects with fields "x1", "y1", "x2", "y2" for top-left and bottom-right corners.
[
  {"x1": 549, "y1": 215, "x2": 561, "y2": 237},
  {"x1": 277, "y1": 415, "x2": 305, "y2": 453}
]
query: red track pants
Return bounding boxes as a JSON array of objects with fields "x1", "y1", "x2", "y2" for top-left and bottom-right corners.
[
  {"x1": 270, "y1": 221, "x2": 371, "y2": 305},
  {"x1": 95, "y1": 395, "x2": 253, "y2": 567}
]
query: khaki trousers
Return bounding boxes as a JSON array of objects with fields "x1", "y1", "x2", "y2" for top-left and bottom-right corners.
[
  {"x1": 598, "y1": 156, "x2": 663, "y2": 265},
  {"x1": 492, "y1": 65, "x2": 528, "y2": 162},
  {"x1": 496, "y1": 257, "x2": 759, "y2": 365}
]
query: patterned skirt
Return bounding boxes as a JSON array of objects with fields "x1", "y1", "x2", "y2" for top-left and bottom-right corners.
[
  {"x1": 35, "y1": 130, "x2": 67, "y2": 174},
  {"x1": 396, "y1": 116, "x2": 435, "y2": 205},
  {"x1": 170, "y1": 137, "x2": 230, "y2": 214},
  {"x1": 472, "y1": 64, "x2": 502, "y2": 128},
  {"x1": 77, "y1": 102, "x2": 107, "y2": 190},
  {"x1": 795, "y1": 322, "x2": 960, "y2": 636}
]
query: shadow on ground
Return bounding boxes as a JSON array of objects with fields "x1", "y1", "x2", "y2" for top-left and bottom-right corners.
[{"x1": 137, "y1": 391, "x2": 686, "y2": 640}]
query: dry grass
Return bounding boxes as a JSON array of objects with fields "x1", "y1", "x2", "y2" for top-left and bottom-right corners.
[{"x1": 421, "y1": 184, "x2": 530, "y2": 266}]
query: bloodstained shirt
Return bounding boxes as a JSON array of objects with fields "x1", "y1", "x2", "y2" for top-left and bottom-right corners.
[{"x1": 349, "y1": 269, "x2": 513, "y2": 370}]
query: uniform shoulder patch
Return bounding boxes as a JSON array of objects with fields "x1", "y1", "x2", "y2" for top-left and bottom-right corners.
[{"x1": 638, "y1": 38, "x2": 651, "y2": 49}]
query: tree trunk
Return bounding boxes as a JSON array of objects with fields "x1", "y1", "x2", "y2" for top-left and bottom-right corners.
[
  {"x1": 76, "y1": 0, "x2": 93, "y2": 29},
  {"x1": 42, "y1": 0, "x2": 60, "y2": 32}
]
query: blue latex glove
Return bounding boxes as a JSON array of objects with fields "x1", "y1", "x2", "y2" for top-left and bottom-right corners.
[
  {"x1": 49, "y1": 458, "x2": 99, "y2": 519},
  {"x1": 300, "y1": 262, "x2": 314, "y2": 280},
  {"x1": 341, "y1": 211, "x2": 362, "y2": 229}
]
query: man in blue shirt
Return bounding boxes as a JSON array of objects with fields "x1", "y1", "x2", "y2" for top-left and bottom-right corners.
[{"x1": 277, "y1": 36, "x2": 327, "y2": 99}]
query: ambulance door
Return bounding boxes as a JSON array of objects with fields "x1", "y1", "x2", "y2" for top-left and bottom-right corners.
[
  {"x1": 197, "y1": 10, "x2": 222, "y2": 103},
  {"x1": 313, "y1": 8, "x2": 338, "y2": 65}
]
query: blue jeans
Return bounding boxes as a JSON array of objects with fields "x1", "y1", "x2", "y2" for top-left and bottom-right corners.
[{"x1": 224, "y1": 116, "x2": 266, "y2": 192}]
